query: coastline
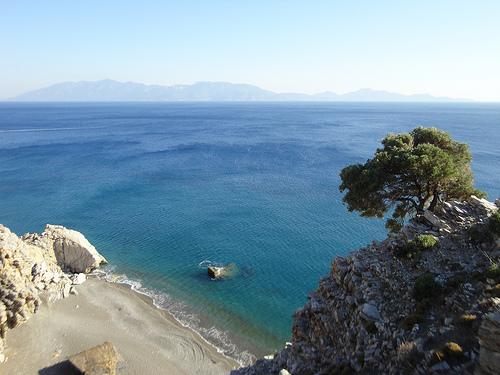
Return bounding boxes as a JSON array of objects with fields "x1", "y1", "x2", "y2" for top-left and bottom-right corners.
[
  {"x1": 0, "y1": 276, "x2": 239, "y2": 375},
  {"x1": 99, "y1": 269, "x2": 277, "y2": 364}
]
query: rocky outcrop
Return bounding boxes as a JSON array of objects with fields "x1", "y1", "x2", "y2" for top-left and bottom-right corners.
[
  {"x1": 208, "y1": 263, "x2": 238, "y2": 279},
  {"x1": 0, "y1": 224, "x2": 106, "y2": 364},
  {"x1": 476, "y1": 311, "x2": 500, "y2": 375},
  {"x1": 232, "y1": 197, "x2": 500, "y2": 374},
  {"x1": 22, "y1": 224, "x2": 107, "y2": 273}
]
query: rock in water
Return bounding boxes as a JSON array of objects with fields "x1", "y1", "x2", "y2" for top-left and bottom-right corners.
[
  {"x1": 208, "y1": 263, "x2": 238, "y2": 279},
  {"x1": 208, "y1": 266, "x2": 223, "y2": 278}
]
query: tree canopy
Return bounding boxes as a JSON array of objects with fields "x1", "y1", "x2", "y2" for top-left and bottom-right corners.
[{"x1": 339, "y1": 126, "x2": 485, "y2": 232}]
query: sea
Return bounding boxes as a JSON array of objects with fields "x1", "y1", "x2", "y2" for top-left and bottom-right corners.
[{"x1": 0, "y1": 101, "x2": 499, "y2": 363}]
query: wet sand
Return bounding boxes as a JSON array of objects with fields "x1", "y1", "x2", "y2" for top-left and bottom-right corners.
[{"x1": 0, "y1": 278, "x2": 239, "y2": 374}]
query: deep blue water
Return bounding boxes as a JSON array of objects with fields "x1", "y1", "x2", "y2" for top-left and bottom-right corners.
[{"x1": 0, "y1": 102, "x2": 499, "y2": 362}]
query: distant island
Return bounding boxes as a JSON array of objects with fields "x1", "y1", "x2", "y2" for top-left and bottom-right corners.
[{"x1": 4, "y1": 80, "x2": 472, "y2": 102}]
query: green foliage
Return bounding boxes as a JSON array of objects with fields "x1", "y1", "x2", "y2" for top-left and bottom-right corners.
[
  {"x1": 488, "y1": 210, "x2": 500, "y2": 236},
  {"x1": 413, "y1": 274, "x2": 442, "y2": 302},
  {"x1": 397, "y1": 234, "x2": 437, "y2": 258},
  {"x1": 467, "y1": 224, "x2": 493, "y2": 245},
  {"x1": 339, "y1": 126, "x2": 485, "y2": 233},
  {"x1": 418, "y1": 234, "x2": 437, "y2": 248},
  {"x1": 402, "y1": 240, "x2": 420, "y2": 258},
  {"x1": 485, "y1": 264, "x2": 500, "y2": 282}
]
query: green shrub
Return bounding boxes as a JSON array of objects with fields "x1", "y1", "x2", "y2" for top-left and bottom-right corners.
[
  {"x1": 468, "y1": 224, "x2": 494, "y2": 246},
  {"x1": 467, "y1": 225, "x2": 483, "y2": 244},
  {"x1": 413, "y1": 274, "x2": 442, "y2": 302},
  {"x1": 401, "y1": 234, "x2": 437, "y2": 258},
  {"x1": 489, "y1": 210, "x2": 500, "y2": 236},
  {"x1": 418, "y1": 234, "x2": 437, "y2": 248},
  {"x1": 485, "y1": 264, "x2": 500, "y2": 282},
  {"x1": 403, "y1": 240, "x2": 420, "y2": 258}
]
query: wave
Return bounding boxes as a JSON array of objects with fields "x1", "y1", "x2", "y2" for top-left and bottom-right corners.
[
  {"x1": 91, "y1": 266, "x2": 255, "y2": 366},
  {"x1": 0, "y1": 126, "x2": 106, "y2": 133}
]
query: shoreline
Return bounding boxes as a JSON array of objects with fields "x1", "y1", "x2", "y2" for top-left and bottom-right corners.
[
  {"x1": 99, "y1": 269, "x2": 278, "y2": 364},
  {"x1": 0, "y1": 276, "x2": 240, "y2": 374}
]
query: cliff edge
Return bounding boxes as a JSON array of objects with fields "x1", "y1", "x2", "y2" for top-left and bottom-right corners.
[
  {"x1": 0, "y1": 224, "x2": 107, "y2": 363},
  {"x1": 233, "y1": 197, "x2": 500, "y2": 375}
]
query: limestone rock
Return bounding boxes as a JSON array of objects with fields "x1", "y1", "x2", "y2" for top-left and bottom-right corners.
[
  {"x1": 476, "y1": 311, "x2": 500, "y2": 375},
  {"x1": 0, "y1": 223, "x2": 106, "y2": 363},
  {"x1": 359, "y1": 303, "x2": 382, "y2": 322},
  {"x1": 43, "y1": 225, "x2": 107, "y2": 273},
  {"x1": 424, "y1": 210, "x2": 450, "y2": 230},
  {"x1": 470, "y1": 195, "x2": 498, "y2": 212},
  {"x1": 72, "y1": 273, "x2": 87, "y2": 285},
  {"x1": 67, "y1": 341, "x2": 122, "y2": 375}
]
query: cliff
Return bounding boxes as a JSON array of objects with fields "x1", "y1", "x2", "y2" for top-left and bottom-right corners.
[
  {"x1": 0, "y1": 224, "x2": 107, "y2": 363},
  {"x1": 232, "y1": 197, "x2": 500, "y2": 375}
]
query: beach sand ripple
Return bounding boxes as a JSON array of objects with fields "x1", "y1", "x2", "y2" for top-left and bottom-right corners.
[{"x1": 0, "y1": 278, "x2": 238, "y2": 375}]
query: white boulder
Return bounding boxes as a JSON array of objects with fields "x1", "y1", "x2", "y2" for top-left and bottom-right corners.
[
  {"x1": 43, "y1": 225, "x2": 107, "y2": 274},
  {"x1": 72, "y1": 273, "x2": 87, "y2": 285},
  {"x1": 469, "y1": 196, "x2": 498, "y2": 212}
]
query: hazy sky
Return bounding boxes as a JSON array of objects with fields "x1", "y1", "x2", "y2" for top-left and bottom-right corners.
[{"x1": 1, "y1": 1, "x2": 499, "y2": 101}]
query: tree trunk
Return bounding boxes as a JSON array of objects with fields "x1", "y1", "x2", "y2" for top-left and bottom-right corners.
[{"x1": 428, "y1": 193, "x2": 440, "y2": 212}]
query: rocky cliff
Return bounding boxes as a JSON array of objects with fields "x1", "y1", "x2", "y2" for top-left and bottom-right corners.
[
  {"x1": 233, "y1": 197, "x2": 500, "y2": 374},
  {"x1": 0, "y1": 224, "x2": 107, "y2": 363}
]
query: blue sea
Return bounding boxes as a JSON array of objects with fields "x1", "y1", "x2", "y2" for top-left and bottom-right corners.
[{"x1": 0, "y1": 102, "x2": 499, "y2": 363}]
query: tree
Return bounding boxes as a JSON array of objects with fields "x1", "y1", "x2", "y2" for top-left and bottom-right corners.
[{"x1": 339, "y1": 126, "x2": 485, "y2": 232}]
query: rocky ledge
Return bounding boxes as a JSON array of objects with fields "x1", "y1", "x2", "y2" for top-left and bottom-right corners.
[
  {"x1": 0, "y1": 224, "x2": 107, "y2": 363},
  {"x1": 232, "y1": 197, "x2": 500, "y2": 375}
]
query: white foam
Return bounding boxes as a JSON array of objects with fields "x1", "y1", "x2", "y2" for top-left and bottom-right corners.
[
  {"x1": 91, "y1": 266, "x2": 255, "y2": 365},
  {"x1": 198, "y1": 259, "x2": 224, "y2": 269}
]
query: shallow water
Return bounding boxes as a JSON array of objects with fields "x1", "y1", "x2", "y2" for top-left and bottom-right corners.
[{"x1": 1, "y1": 101, "x2": 499, "y2": 362}]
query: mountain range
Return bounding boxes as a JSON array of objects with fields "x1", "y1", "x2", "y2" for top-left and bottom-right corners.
[{"x1": 4, "y1": 80, "x2": 471, "y2": 102}]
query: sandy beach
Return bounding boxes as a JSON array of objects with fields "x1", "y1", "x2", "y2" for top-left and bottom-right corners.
[{"x1": 0, "y1": 277, "x2": 239, "y2": 375}]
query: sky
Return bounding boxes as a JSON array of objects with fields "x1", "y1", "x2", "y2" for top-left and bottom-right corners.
[{"x1": 1, "y1": 0, "x2": 499, "y2": 101}]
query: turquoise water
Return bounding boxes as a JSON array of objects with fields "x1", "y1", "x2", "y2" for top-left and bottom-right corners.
[{"x1": 0, "y1": 102, "x2": 499, "y2": 362}]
